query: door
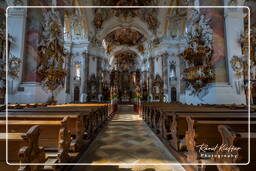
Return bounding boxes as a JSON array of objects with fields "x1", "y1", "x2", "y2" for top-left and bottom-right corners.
[
  {"x1": 74, "y1": 86, "x2": 80, "y2": 103},
  {"x1": 171, "y1": 87, "x2": 177, "y2": 102}
]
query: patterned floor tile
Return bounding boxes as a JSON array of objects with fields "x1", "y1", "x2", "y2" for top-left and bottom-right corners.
[{"x1": 71, "y1": 105, "x2": 185, "y2": 171}]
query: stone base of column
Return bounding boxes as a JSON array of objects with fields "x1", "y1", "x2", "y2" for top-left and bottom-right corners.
[
  {"x1": 148, "y1": 94, "x2": 152, "y2": 102},
  {"x1": 80, "y1": 93, "x2": 87, "y2": 103},
  {"x1": 98, "y1": 94, "x2": 103, "y2": 102},
  {"x1": 65, "y1": 93, "x2": 71, "y2": 103},
  {"x1": 164, "y1": 94, "x2": 169, "y2": 102}
]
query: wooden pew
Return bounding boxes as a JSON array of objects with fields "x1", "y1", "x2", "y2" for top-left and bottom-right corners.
[
  {"x1": 141, "y1": 102, "x2": 254, "y2": 171},
  {"x1": 4, "y1": 107, "x2": 108, "y2": 140},
  {"x1": 0, "y1": 103, "x2": 113, "y2": 169},
  {"x1": 7, "y1": 103, "x2": 48, "y2": 109},
  {"x1": 2, "y1": 117, "x2": 73, "y2": 165},
  {"x1": 0, "y1": 132, "x2": 24, "y2": 162},
  {"x1": 1, "y1": 103, "x2": 113, "y2": 161},
  {"x1": 0, "y1": 112, "x2": 91, "y2": 152},
  {"x1": 18, "y1": 125, "x2": 47, "y2": 171},
  {"x1": 214, "y1": 125, "x2": 256, "y2": 171}
]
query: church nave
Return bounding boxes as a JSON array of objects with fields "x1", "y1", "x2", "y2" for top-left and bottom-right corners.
[
  {"x1": 0, "y1": 0, "x2": 256, "y2": 171},
  {"x1": 71, "y1": 105, "x2": 185, "y2": 171}
]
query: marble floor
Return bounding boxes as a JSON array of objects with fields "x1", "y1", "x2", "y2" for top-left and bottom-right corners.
[{"x1": 71, "y1": 105, "x2": 185, "y2": 171}]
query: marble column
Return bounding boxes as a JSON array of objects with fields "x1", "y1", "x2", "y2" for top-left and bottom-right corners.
[
  {"x1": 97, "y1": 57, "x2": 103, "y2": 102},
  {"x1": 162, "y1": 54, "x2": 169, "y2": 102},
  {"x1": 8, "y1": 7, "x2": 51, "y2": 104},
  {"x1": 65, "y1": 52, "x2": 71, "y2": 98},
  {"x1": 80, "y1": 53, "x2": 88, "y2": 102},
  {"x1": 7, "y1": 6, "x2": 27, "y2": 93},
  {"x1": 148, "y1": 57, "x2": 154, "y2": 101},
  {"x1": 224, "y1": 7, "x2": 245, "y2": 90}
]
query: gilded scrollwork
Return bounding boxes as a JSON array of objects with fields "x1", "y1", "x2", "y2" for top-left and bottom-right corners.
[
  {"x1": 179, "y1": 12, "x2": 215, "y2": 96},
  {"x1": 92, "y1": 0, "x2": 159, "y2": 33},
  {"x1": 230, "y1": 56, "x2": 243, "y2": 79},
  {"x1": 37, "y1": 10, "x2": 67, "y2": 104}
]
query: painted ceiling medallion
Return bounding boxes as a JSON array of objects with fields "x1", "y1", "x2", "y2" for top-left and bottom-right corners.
[{"x1": 105, "y1": 28, "x2": 145, "y2": 46}]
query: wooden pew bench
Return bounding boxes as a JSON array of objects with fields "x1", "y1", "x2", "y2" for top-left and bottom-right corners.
[
  {"x1": 213, "y1": 125, "x2": 256, "y2": 171},
  {"x1": 1, "y1": 103, "x2": 112, "y2": 153},
  {"x1": 0, "y1": 113, "x2": 90, "y2": 152},
  {"x1": 164, "y1": 113, "x2": 254, "y2": 171},
  {"x1": 4, "y1": 108, "x2": 106, "y2": 140},
  {"x1": 0, "y1": 132, "x2": 24, "y2": 162},
  {"x1": 8, "y1": 103, "x2": 48, "y2": 109},
  {"x1": 1, "y1": 117, "x2": 76, "y2": 165},
  {"x1": 141, "y1": 103, "x2": 254, "y2": 171},
  {"x1": 1, "y1": 120, "x2": 63, "y2": 148}
]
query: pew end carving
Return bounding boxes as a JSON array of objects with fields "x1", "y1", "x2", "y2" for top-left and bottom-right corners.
[
  {"x1": 18, "y1": 125, "x2": 46, "y2": 171},
  {"x1": 58, "y1": 116, "x2": 71, "y2": 163},
  {"x1": 185, "y1": 116, "x2": 198, "y2": 163},
  {"x1": 216, "y1": 125, "x2": 240, "y2": 171}
]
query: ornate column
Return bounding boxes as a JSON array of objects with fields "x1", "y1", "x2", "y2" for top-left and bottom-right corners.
[
  {"x1": 8, "y1": 6, "x2": 51, "y2": 104},
  {"x1": 224, "y1": 1, "x2": 246, "y2": 103},
  {"x1": 65, "y1": 52, "x2": 71, "y2": 102},
  {"x1": 7, "y1": 5, "x2": 27, "y2": 93},
  {"x1": 162, "y1": 53, "x2": 169, "y2": 102},
  {"x1": 148, "y1": 57, "x2": 154, "y2": 101},
  {"x1": 80, "y1": 52, "x2": 89, "y2": 102},
  {"x1": 97, "y1": 57, "x2": 103, "y2": 102}
]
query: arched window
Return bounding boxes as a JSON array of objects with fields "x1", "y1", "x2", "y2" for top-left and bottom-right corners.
[
  {"x1": 74, "y1": 63, "x2": 81, "y2": 80},
  {"x1": 169, "y1": 61, "x2": 176, "y2": 80}
]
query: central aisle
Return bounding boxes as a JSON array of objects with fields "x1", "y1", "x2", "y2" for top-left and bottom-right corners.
[{"x1": 71, "y1": 105, "x2": 185, "y2": 171}]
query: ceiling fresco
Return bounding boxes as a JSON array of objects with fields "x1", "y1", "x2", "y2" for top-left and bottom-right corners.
[
  {"x1": 92, "y1": 0, "x2": 159, "y2": 32},
  {"x1": 105, "y1": 28, "x2": 145, "y2": 46}
]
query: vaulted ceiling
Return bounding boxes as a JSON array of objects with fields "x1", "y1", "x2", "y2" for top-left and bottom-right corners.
[{"x1": 63, "y1": 0, "x2": 195, "y2": 70}]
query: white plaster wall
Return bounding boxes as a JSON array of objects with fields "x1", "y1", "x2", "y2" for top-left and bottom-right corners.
[
  {"x1": 89, "y1": 57, "x2": 97, "y2": 76},
  {"x1": 180, "y1": 83, "x2": 246, "y2": 105},
  {"x1": 55, "y1": 88, "x2": 67, "y2": 104},
  {"x1": 154, "y1": 57, "x2": 162, "y2": 77},
  {"x1": 8, "y1": 82, "x2": 67, "y2": 104},
  {"x1": 8, "y1": 83, "x2": 49, "y2": 104}
]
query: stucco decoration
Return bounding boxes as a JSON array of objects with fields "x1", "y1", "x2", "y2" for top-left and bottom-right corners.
[
  {"x1": 92, "y1": 0, "x2": 159, "y2": 33},
  {"x1": 180, "y1": 11, "x2": 215, "y2": 96},
  {"x1": 230, "y1": 55, "x2": 244, "y2": 94},
  {"x1": 37, "y1": 10, "x2": 67, "y2": 104}
]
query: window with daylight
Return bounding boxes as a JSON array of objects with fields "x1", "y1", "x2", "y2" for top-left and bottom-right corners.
[
  {"x1": 169, "y1": 62, "x2": 176, "y2": 80},
  {"x1": 74, "y1": 63, "x2": 81, "y2": 80}
]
